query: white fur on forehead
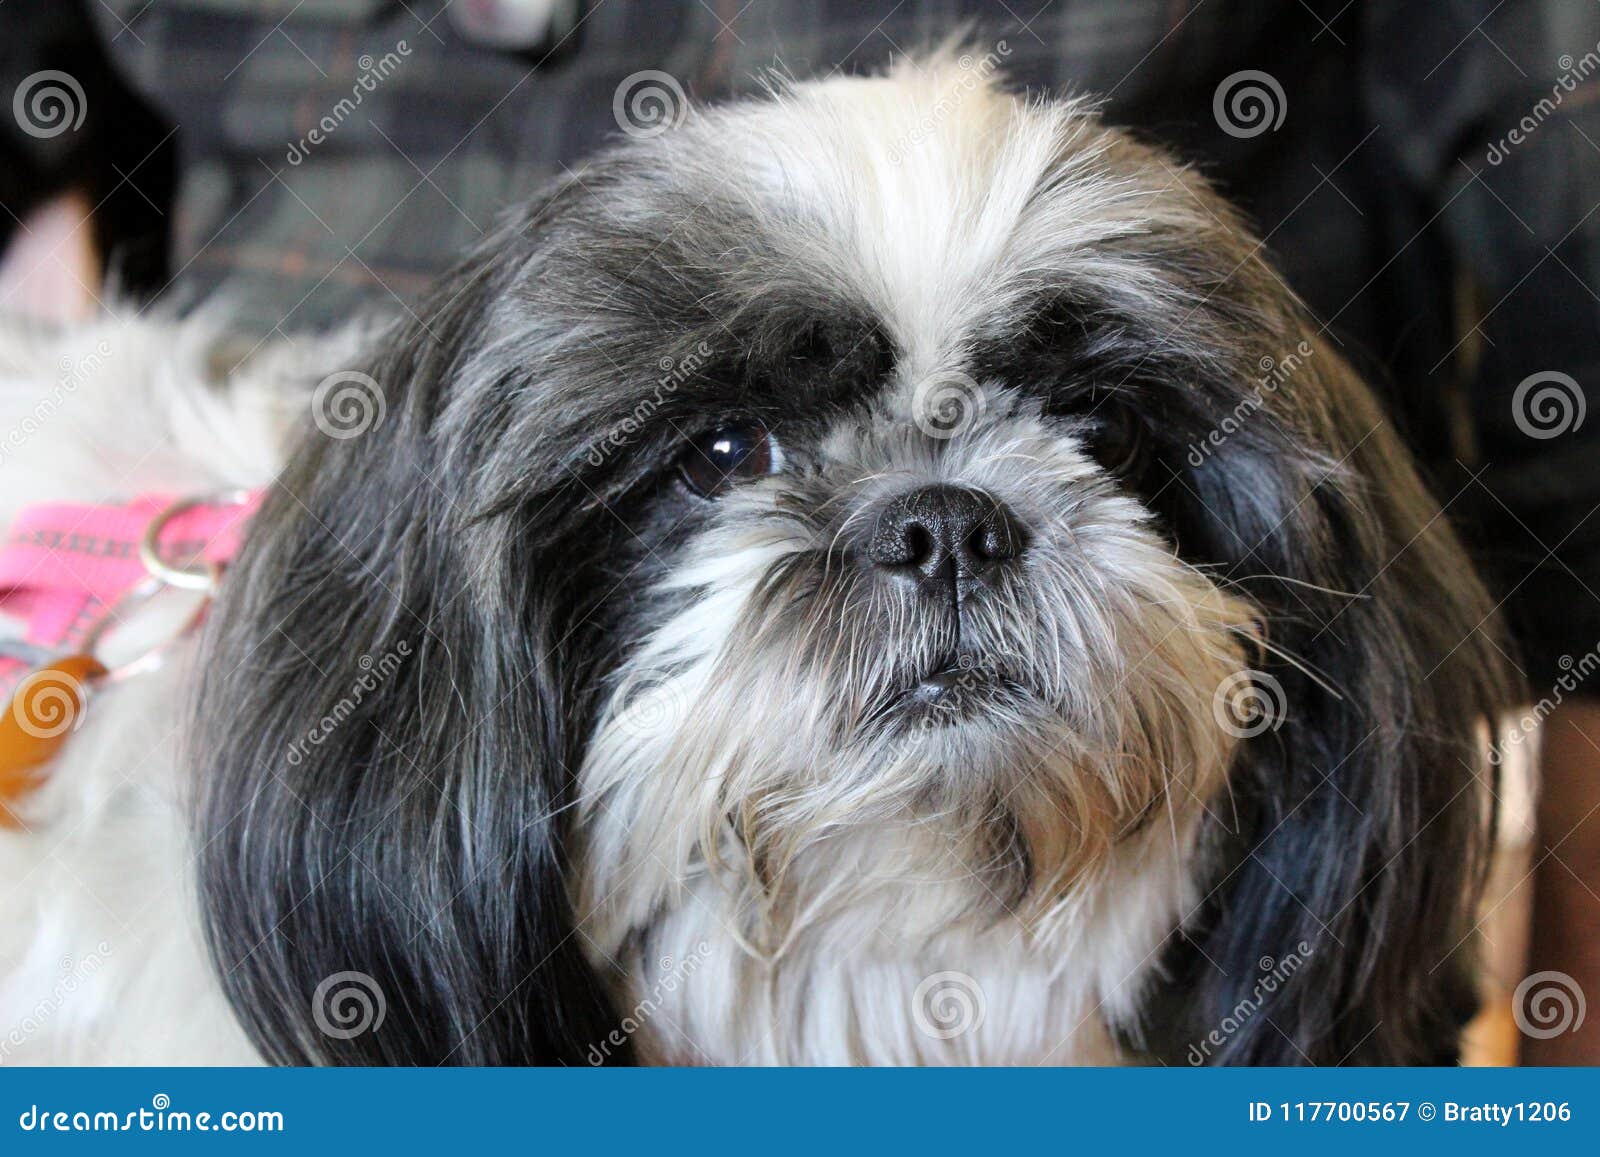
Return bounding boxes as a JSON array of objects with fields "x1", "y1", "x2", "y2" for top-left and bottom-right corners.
[{"x1": 685, "y1": 52, "x2": 1180, "y2": 365}]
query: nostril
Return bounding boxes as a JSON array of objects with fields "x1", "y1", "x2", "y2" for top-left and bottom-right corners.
[
  {"x1": 903, "y1": 523, "x2": 934, "y2": 567},
  {"x1": 868, "y1": 506, "x2": 929, "y2": 569},
  {"x1": 968, "y1": 512, "x2": 1023, "y2": 563}
]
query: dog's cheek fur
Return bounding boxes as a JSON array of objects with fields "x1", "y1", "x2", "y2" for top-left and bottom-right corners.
[{"x1": 190, "y1": 247, "x2": 629, "y2": 1066}]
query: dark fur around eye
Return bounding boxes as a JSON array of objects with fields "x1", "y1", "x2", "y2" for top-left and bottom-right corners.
[{"x1": 1058, "y1": 392, "x2": 1151, "y2": 479}]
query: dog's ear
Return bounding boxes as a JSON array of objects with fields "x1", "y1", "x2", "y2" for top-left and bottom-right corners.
[
  {"x1": 1145, "y1": 332, "x2": 1519, "y2": 1065},
  {"x1": 190, "y1": 223, "x2": 629, "y2": 1065}
]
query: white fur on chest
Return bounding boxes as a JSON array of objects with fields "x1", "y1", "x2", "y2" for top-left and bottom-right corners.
[{"x1": 583, "y1": 823, "x2": 1195, "y2": 1066}]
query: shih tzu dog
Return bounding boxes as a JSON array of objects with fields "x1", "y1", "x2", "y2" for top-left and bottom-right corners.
[{"x1": 0, "y1": 53, "x2": 1514, "y2": 1066}]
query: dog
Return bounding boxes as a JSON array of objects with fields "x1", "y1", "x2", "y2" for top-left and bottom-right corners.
[{"x1": 0, "y1": 54, "x2": 1514, "y2": 1066}]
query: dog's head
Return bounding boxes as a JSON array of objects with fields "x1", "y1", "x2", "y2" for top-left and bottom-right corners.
[{"x1": 193, "y1": 57, "x2": 1514, "y2": 1065}]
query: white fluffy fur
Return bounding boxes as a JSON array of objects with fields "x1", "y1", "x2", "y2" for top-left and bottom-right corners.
[{"x1": 0, "y1": 313, "x2": 349, "y2": 1063}]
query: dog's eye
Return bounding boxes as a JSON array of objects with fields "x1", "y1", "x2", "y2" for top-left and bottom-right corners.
[
  {"x1": 678, "y1": 424, "x2": 780, "y2": 497},
  {"x1": 1076, "y1": 399, "x2": 1150, "y2": 479}
]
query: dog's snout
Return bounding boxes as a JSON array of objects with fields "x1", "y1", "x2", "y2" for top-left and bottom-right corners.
[{"x1": 867, "y1": 485, "x2": 1026, "y2": 593}]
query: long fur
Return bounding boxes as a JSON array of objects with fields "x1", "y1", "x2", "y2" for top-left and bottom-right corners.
[{"x1": 1, "y1": 55, "x2": 1515, "y2": 1065}]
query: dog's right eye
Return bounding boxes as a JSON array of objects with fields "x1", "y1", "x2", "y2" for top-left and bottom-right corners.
[
  {"x1": 1080, "y1": 400, "x2": 1149, "y2": 479},
  {"x1": 678, "y1": 424, "x2": 780, "y2": 497},
  {"x1": 1055, "y1": 392, "x2": 1151, "y2": 481}
]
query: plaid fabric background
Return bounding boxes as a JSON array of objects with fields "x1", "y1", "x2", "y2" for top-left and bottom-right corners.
[{"x1": 5, "y1": 0, "x2": 1600, "y2": 685}]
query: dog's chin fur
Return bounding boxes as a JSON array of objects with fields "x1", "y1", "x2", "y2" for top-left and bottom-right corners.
[{"x1": 0, "y1": 55, "x2": 1514, "y2": 1066}]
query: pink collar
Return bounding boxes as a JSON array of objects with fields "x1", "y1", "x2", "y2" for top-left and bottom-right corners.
[{"x1": 0, "y1": 491, "x2": 260, "y2": 691}]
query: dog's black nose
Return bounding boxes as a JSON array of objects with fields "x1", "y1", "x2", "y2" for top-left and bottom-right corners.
[{"x1": 867, "y1": 485, "x2": 1025, "y2": 596}]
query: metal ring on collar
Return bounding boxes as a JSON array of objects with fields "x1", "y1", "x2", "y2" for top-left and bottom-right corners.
[{"x1": 137, "y1": 490, "x2": 250, "y2": 592}]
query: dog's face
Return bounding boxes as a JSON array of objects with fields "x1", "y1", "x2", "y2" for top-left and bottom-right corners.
[
  {"x1": 572, "y1": 76, "x2": 1272, "y2": 931},
  {"x1": 582, "y1": 362, "x2": 1255, "y2": 909},
  {"x1": 193, "y1": 60, "x2": 1514, "y2": 1066}
]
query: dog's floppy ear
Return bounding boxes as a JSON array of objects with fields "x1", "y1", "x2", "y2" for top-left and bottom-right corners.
[
  {"x1": 190, "y1": 221, "x2": 628, "y2": 1065},
  {"x1": 1146, "y1": 330, "x2": 1519, "y2": 1065}
]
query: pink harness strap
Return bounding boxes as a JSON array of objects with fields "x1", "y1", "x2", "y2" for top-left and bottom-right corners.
[{"x1": 0, "y1": 493, "x2": 260, "y2": 691}]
